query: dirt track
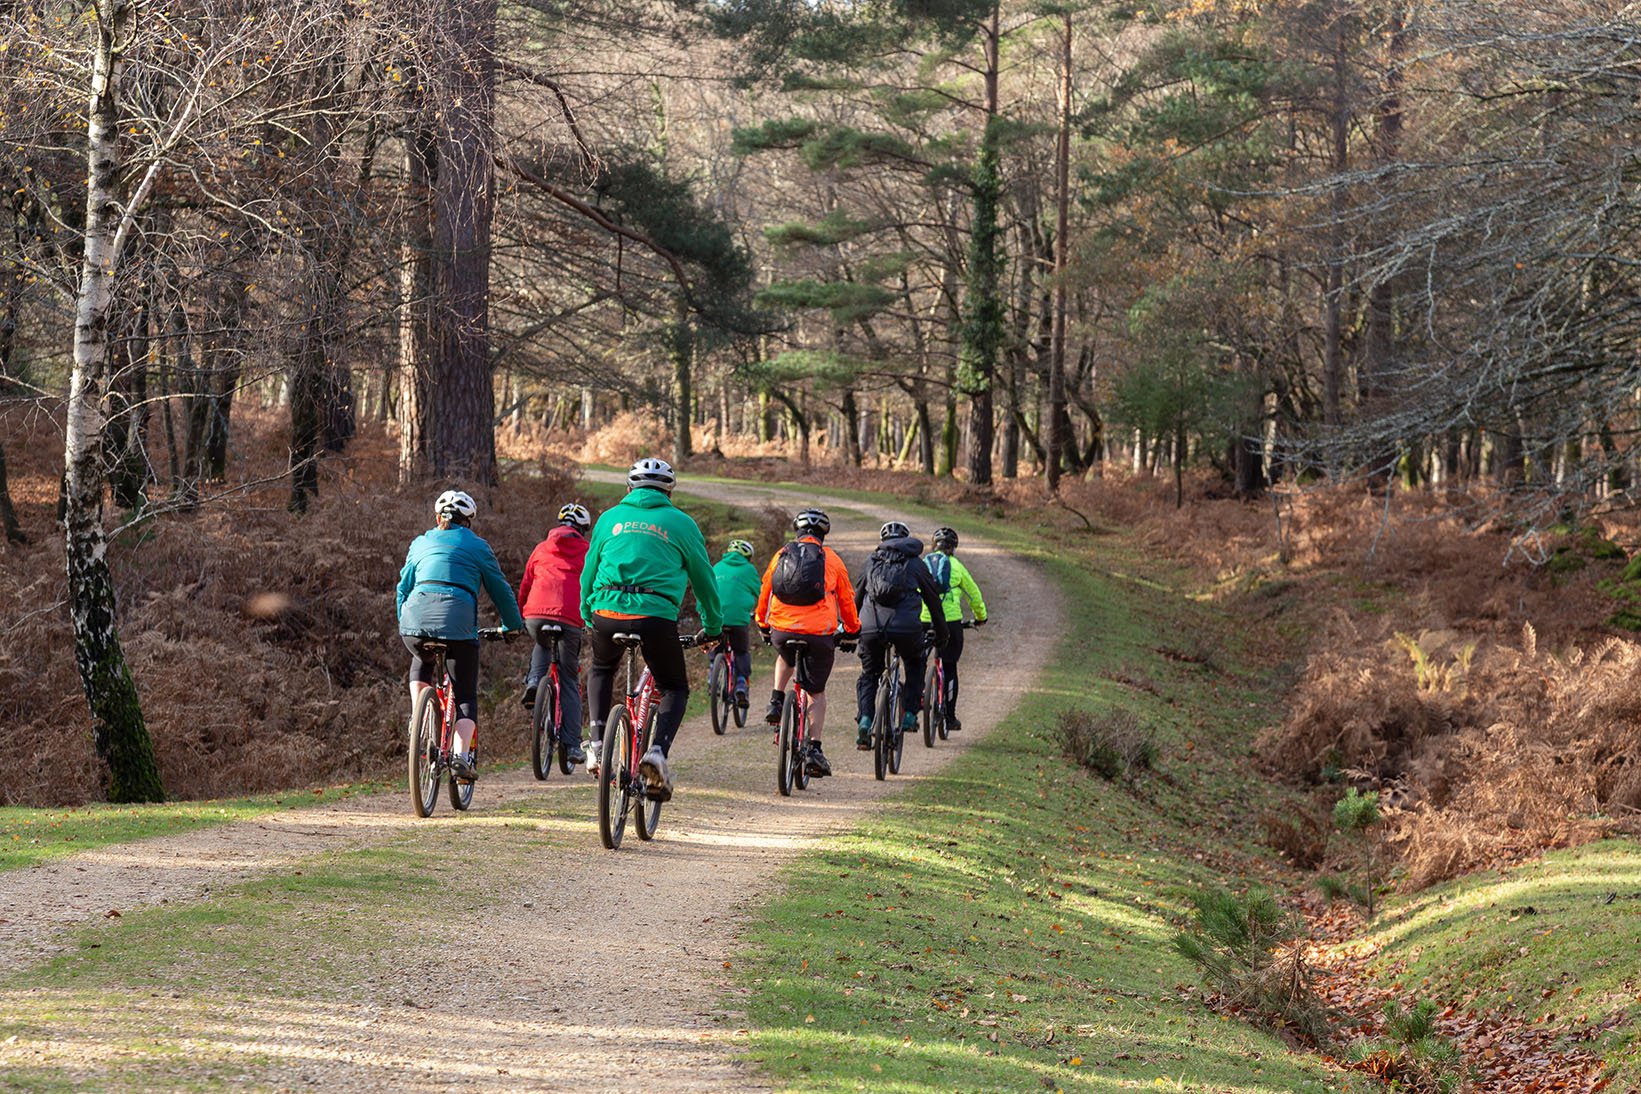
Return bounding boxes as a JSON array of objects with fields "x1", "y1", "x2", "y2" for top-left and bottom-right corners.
[{"x1": 0, "y1": 475, "x2": 1061, "y2": 1091}]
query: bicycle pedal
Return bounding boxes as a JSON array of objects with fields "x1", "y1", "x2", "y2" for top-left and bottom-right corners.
[{"x1": 643, "y1": 785, "x2": 673, "y2": 802}]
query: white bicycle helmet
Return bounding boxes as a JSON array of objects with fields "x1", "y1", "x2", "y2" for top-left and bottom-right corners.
[
  {"x1": 793, "y1": 508, "x2": 830, "y2": 536},
  {"x1": 435, "y1": 489, "x2": 477, "y2": 523},
  {"x1": 627, "y1": 456, "x2": 676, "y2": 493},
  {"x1": 558, "y1": 502, "x2": 592, "y2": 532},
  {"x1": 727, "y1": 539, "x2": 754, "y2": 558},
  {"x1": 879, "y1": 520, "x2": 910, "y2": 541}
]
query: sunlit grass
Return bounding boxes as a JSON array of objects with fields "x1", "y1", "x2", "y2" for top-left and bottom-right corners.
[
  {"x1": 732, "y1": 509, "x2": 1363, "y2": 1090},
  {"x1": 0, "y1": 784, "x2": 381, "y2": 874},
  {"x1": 1368, "y1": 838, "x2": 1641, "y2": 1083}
]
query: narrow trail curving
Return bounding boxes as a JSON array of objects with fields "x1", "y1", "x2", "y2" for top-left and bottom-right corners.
[{"x1": 0, "y1": 474, "x2": 1062, "y2": 1092}]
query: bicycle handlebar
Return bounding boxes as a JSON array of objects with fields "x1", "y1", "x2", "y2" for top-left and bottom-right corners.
[{"x1": 477, "y1": 628, "x2": 518, "y2": 642}]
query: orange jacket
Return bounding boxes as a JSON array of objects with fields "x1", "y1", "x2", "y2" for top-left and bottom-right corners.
[{"x1": 756, "y1": 537, "x2": 861, "y2": 636}]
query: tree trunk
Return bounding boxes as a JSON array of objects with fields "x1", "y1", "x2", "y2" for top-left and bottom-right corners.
[
  {"x1": 1047, "y1": 13, "x2": 1072, "y2": 496},
  {"x1": 671, "y1": 293, "x2": 693, "y2": 464},
  {"x1": 107, "y1": 294, "x2": 151, "y2": 512},
  {"x1": 916, "y1": 397, "x2": 935, "y2": 475},
  {"x1": 64, "y1": 0, "x2": 163, "y2": 803},
  {"x1": 960, "y1": 5, "x2": 1002, "y2": 488},
  {"x1": 0, "y1": 443, "x2": 25, "y2": 545},
  {"x1": 841, "y1": 386, "x2": 862, "y2": 467},
  {"x1": 1321, "y1": 21, "x2": 1350, "y2": 430},
  {"x1": 398, "y1": 114, "x2": 436, "y2": 484},
  {"x1": 429, "y1": 0, "x2": 499, "y2": 485}
]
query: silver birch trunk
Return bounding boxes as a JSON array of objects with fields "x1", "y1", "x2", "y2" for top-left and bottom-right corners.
[{"x1": 64, "y1": 0, "x2": 163, "y2": 802}]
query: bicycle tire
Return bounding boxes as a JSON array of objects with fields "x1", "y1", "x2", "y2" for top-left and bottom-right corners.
[
  {"x1": 873, "y1": 679, "x2": 890, "y2": 781},
  {"x1": 732, "y1": 687, "x2": 747, "y2": 728},
  {"x1": 777, "y1": 689, "x2": 796, "y2": 797},
  {"x1": 890, "y1": 686, "x2": 906, "y2": 775},
  {"x1": 555, "y1": 670, "x2": 576, "y2": 775},
  {"x1": 636, "y1": 704, "x2": 662, "y2": 841},
  {"x1": 792, "y1": 692, "x2": 811, "y2": 791},
  {"x1": 599, "y1": 708, "x2": 630, "y2": 849},
  {"x1": 449, "y1": 741, "x2": 477, "y2": 811},
  {"x1": 923, "y1": 660, "x2": 939, "y2": 748},
  {"x1": 408, "y1": 688, "x2": 441, "y2": 817},
  {"x1": 531, "y1": 675, "x2": 555, "y2": 780},
  {"x1": 709, "y1": 656, "x2": 728, "y2": 735}
]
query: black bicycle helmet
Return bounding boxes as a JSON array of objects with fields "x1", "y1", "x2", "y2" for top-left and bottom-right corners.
[
  {"x1": 793, "y1": 508, "x2": 831, "y2": 537},
  {"x1": 879, "y1": 520, "x2": 911, "y2": 541},
  {"x1": 932, "y1": 526, "x2": 959, "y2": 551}
]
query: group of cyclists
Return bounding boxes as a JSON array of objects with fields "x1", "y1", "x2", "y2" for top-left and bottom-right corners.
[{"x1": 394, "y1": 456, "x2": 987, "y2": 802}]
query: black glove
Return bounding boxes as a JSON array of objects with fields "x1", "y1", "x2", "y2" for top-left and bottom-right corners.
[
  {"x1": 973, "y1": 617, "x2": 987, "y2": 628},
  {"x1": 936, "y1": 630, "x2": 951, "y2": 650},
  {"x1": 759, "y1": 625, "x2": 772, "y2": 644}
]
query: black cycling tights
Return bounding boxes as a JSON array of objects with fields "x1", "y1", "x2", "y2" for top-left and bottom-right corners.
[
  {"x1": 404, "y1": 635, "x2": 480, "y2": 722},
  {"x1": 586, "y1": 614, "x2": 690, "y2": 756}
]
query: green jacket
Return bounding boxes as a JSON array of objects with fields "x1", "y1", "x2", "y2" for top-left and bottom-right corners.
[
  {"x1": 581, "y1": 488, "x2": 723, "y2": 633},
  {"x1": 919, "y1": 552, "x2": 988, "y2": 624},
  {"x1": 713, "y1": 552, "x2": 762, "y2": 628}
]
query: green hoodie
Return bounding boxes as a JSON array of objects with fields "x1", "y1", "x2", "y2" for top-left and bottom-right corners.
[
  {"x1": 581, "y1": 488, "x2": 723, "y2": 633},
  {"x1": 712, "y1": 551, "x2": 762, "y2": 628}
]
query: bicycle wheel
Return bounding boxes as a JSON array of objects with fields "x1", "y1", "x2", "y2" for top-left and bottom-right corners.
[
  {"x1": 408, "y1": 688, "x2": 441, "y2": 817},
  {"x1": 531, "y1": 675, "x2": 556, "y2": 780},
  {"x1": 923, "y1": 660, "x2": 939, "y2": 748},
  {"x1": 890, "y1": 685, "x2": 906, "y2": 776},
  {"x1": 709, "y1": 656, "x2": 728, "y2": 735},
  {"x1": 449, "y1": 742, "x2": 476, "y2": 811},
  {"x1": 792, "y1": 693, "x2": 810, "y2": 792},
  {"x1": 873, "y1": 681, "x2": 890, "y2": 781},
  {"x1": 776, "y1": 690, "x2": 796, "y2": 797},
  {"x1": 935, "y1": 662, "x2": 952, "y2": 741},
  {"x1": 636, "y1": 704, "x2": 663, "y2": 841},
  {"x1": 732, "y1": 683, "x2": 747, "y2": 728},
  {"x1": 598, "y1": 708, "x2": 630, "y2": 849}
]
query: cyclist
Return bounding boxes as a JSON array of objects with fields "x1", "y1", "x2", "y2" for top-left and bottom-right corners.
[
  {"x1": 755, "y1": 508, "x2": 859, "y2": 778},
  {"x1": 853, "y1": 521, "x2": 949, "y2": 750},
  {"x1": 919, "y1": 526, "x2": 988, "y2": 733},
  {"x1": 518, "y1": 502, "x2": 593, "y2": 765},
  {"x1": 713, "y1": 539, "x2": 762, "y2": 716},
  {"x1": 396, "y1": 489, "x2": 525, "y2": 782},
  {"x1": 580, "y1": 457, "x2": 722, "y2": 800}
]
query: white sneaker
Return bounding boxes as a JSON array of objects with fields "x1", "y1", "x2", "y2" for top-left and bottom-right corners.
[
  {"x1": 639, "y1": 746, "x2": 672, "y2": 799},
  {"x1": 585, "y1": 737, "x2": 601, "y2": 776}
]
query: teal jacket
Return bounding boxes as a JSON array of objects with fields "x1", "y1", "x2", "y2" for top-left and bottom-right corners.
[
  {"x1": 397, "y1": 525, "x2": 526, "y2": 640},
  {"x1": 580, "y1": 488, "x2": 723, "y2": 633},
  {"x1": 713, "y1": 552, "x2": 762, "y2": 628},
  {"x1": 919, "y1": 552, "x2": 988, "y2": 624}
]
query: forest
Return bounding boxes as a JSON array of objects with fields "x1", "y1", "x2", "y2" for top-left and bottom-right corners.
[{"x1": 6, "y1": 2, "x2": 1641, "y2": 1089}]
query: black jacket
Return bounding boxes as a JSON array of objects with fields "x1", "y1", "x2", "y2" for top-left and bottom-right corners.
[{"x1": 853, "y1": 536, "x2": 951, "y2": 643}]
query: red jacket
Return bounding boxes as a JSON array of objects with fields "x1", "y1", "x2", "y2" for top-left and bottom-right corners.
[{"x1": 518, "y1": 526, "x2": 589, "y2": 626}]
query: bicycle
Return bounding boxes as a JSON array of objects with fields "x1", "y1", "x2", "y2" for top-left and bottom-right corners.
[
  {"x1": 766, "y1": 634, "x2": 852, "y2": 796},
  {"x1": 408, "y1": 627, "x2": 514, "y2": 817},
  {"x1": 869, "y1": 642, "x2": 912, "y2": 781},
  {"x1": 598, "y1": 630, "x2": 701, "y2": 850},
  {"x1": 528, "y1": 623, "x2": 578, "y2": 779},
  {"x1": 922, "y1": 620, "x2": 977, "y2": 748},
  {"x1": 706, "y1": 636, "x2": 747, "y2": 736}
]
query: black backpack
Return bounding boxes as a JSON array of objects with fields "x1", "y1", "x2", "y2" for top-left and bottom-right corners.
[
  {"x1": 771, "y1": 541, "x2": 827, "y2": 606},
  {"x1": 866, "y1": 547, "x2": 916, "y2": 607}
]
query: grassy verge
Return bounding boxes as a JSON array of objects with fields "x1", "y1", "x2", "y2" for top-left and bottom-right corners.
[
  {"x1": 731, "y1": 497, "x2": 1364, "y2": 1091},
  {"x1": 1365, "y1": 838, "x2": 1641, "y2": 1083},
  {"x1": 0, "y1": 794, "x2": 576, "y2": 1090},
  {"x1": 0, "y1": 784, "x2": 379, "y2": 874}
]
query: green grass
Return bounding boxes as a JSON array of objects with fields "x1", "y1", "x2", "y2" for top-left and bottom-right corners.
[
  {"x1": 0, "y1": 796, "x2": 576, "y2": 1090},
  {"x1": 731, "y1": 505, "x2": 1364, "y2": 1091},
  {"x1": 0, "y1": 784, "x2": 378, "y2": 874},
  {"x1": 1366, "y1": 839, "x2": 1641, "y2": 1083}
]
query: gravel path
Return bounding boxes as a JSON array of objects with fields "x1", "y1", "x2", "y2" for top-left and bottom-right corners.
[{"x1": 0, "y1": 475, "x2": 1062, "y2": 1091}]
